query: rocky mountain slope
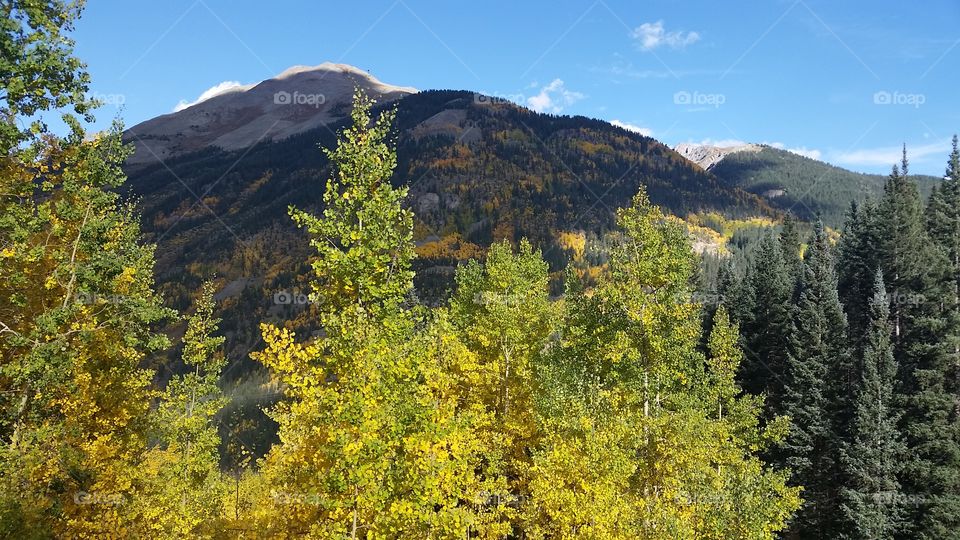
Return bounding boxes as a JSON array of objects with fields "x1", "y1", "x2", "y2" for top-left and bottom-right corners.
[
  {"x1": 674, "y1": 142, "x2": 762, "y2": 170},
  {"x1": 124, "y1": 63, "x2": 416, "y2": 166}
]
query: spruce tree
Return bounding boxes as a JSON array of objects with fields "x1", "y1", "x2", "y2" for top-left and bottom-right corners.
[
  {"x1": 780, "y1": 221, "x2": 851, "y2": 539},
  {"x1": 719, "y1": 257, "x2": 755, "y2": 331},
  {"x1": 838, "y1": 200, "x2": 884, "y2": 343},
  {"x1": 838, "y1": 269, "x2": 905, "y2": 540},
  {"x1": 925, "y1": 136, "x2": 960, "y2": 298},
  {"x1": 739, "y1": 233, "x2": 794, "y2": 417},
  {"x1": 925, "y1": 135, "x2": 960, "y2": 381},
  {"x1": 876, "y1": 148, "x2": 960, "y2": 539},
  {"x1": 879, "y1": 149, "x2": 927, "y2": 343},
  {"x1": 780, "y1": 213, "x2": 803, "y2": 286}
]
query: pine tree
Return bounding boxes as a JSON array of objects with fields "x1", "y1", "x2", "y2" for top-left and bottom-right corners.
[
  {"x1": 739, "y1": 233, "x2": 794, "y2": 417},
  {"x1": 779, "y1": 221, "x2": 851, "y2": 539},
  {"x1": 838, "y1": 269, "x2": 905, "y2": 540},
  {"x1": 780, "y1": 213, "x2": 803, "y2": 285},
  {"x1": 925, "y1": 135, "x2": 960, "y2": 396},
  {"x1": 876, "y1": 148, "x2": 960, "y2": 539},
  {"x1": 838, "y1": 200, "x2": 884, "y2": 346},
  {"x1": 718, "y1": 257, "x2": 755, "y2": 330}
]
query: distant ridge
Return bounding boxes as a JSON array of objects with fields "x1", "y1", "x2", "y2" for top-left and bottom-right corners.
[{"x1": 676, "y1": 143, "x2": 941, "y2": 225}]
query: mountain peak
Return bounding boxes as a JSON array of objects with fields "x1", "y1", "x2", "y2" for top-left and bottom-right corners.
[
  {"x1": 272, "y1": 62, "x2": 417, "y2": 93},
  {"x1": 275, "y1": 62, "x2": 366, "y2": 79},
  {"x1": 674, "y1": 142, "x2": 762, "y2": 170},
  {"x1": 124, "y1": 63, "x2": 416, "y2": 166}
]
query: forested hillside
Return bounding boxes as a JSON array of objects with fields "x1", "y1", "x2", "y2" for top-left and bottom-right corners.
[
  {"x1": 123, "y1": 88, "x2": 774, "y2": 370},
  {"x1": 708, "y1": 145, "x2": 940, "y2": 226}
]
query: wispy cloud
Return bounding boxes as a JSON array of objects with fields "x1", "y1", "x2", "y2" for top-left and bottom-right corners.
[
  {"x1": 592, "y1": 60, "x2": 727, "y2": 80},
  {"x1": 173, "y1": 80, "x2": 252, "y2": 112},
  {"x1": 767, "y1": 142, "x2": 822, "y2": 160},
  {"x1": 630, "y1": 21, "x2": 700, "y2": 51},
  {"x1": 832, "y1": 140, "x2": 951, "y2": 168},
  {"x1": 610, "y1": 120, "x2": 653, "y2": 137},
  {"x1": 526, "y1": 79, "x2": 584, "y2": 113}
]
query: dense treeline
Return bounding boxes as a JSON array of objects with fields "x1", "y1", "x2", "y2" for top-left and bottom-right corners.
[{"x1": 717, "y1": 142, "x2": 960, "y2": 539}]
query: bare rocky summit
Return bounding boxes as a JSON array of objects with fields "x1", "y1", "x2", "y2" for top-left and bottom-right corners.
[
  {"x1": 674, "y1": 142, "x2": 762, "y2": 170},
  {"x1": 124, "y1": 63, "x2": 416, "y2": 166}
]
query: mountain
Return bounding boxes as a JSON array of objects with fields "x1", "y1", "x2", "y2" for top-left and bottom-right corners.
[
  {"x1": 675, "y1": 142, "x2": 763, "y2": 170},
  {"x1": 120, "y1": 65, "x2": 775, "y2": 372},
  {"x1": 675, "y1": 143, "x2": 941, "y2": 226},
  {"x1": 124, "y1": 63, "x2": 416, "y2": 166}
]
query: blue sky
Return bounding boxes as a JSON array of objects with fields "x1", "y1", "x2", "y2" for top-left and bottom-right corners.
[{"x1": 72, "y1": 0, "x2": 959, "y2": 175}]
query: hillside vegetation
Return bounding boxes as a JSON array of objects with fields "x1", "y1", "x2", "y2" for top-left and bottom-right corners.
[{"x1": 709, "y1": 145, "x2": 939, "y2": 226}]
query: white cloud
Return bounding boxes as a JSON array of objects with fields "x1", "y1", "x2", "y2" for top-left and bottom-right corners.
[
  {"x1": 610, "y1": 120, "x2": 653, "y2": 137},
  {"x1": 786, "y1": 147, "x2": 822, "y2": 160},
  {"x1": 526, "y1": 79, "x2": 584, "y2": 114},
  {"x1": 767, "y1": 142, "x2": 822, "y2": 160},
  {"x1": 833, "y1": 140, "x2": 951, "y2": 168},
  {"x1": 173, "y1": 80, "x2": 251, "y2": 112},
  {"x1": 631, "y1": 21, "x2": 700, "y2": 51},
  {"x1": 689, "y1": 138, "x2": 749, "y2": 148}
]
